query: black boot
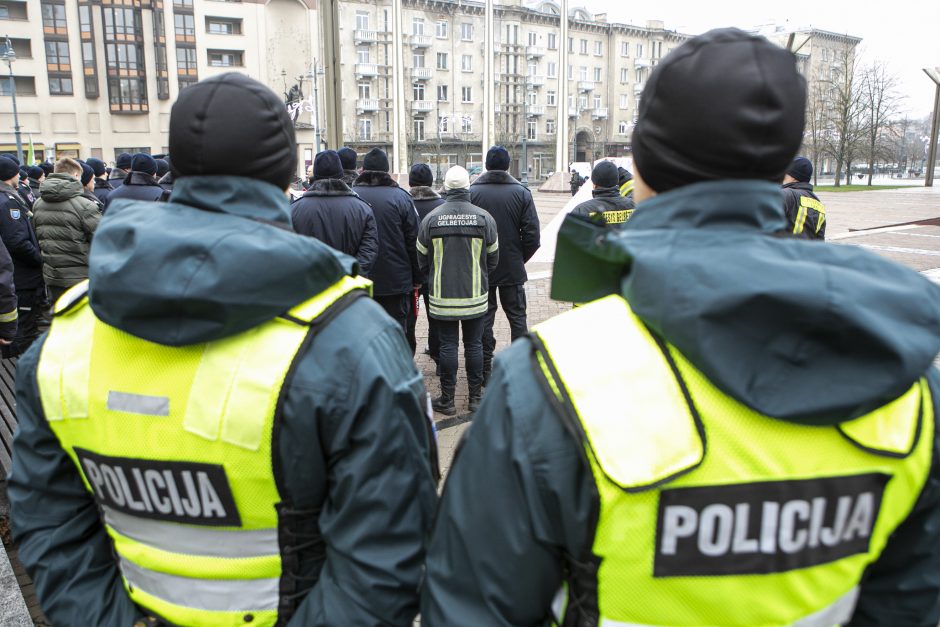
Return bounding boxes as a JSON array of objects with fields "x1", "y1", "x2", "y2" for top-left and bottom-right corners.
[
  {"x1": 468, "y1": 387, "x2": 482, "y2": 413},
  {"x1": 482, "y1": 362, "x2": 492, "y2": 387},
  {"x1": 432, "y1": 390, "x2": 457, "y2": 416}
]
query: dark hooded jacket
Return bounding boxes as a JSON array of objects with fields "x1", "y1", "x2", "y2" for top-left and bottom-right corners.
[
  {"x1": 570, "y1": 185, "x2": 636, "y2": 226},
  {"x1": 27, "y1": 176, "x2": 42, "y2": 198},
  {"x1": 291, "y1": 178, "x2": 380, "y2": 278},
  {"x1": 107, "y1": 168, "x2": 127, "y2": 190},
  {"x1": 410, "y1": 185, "x2": 446, "y2": 223},
  {"x1": 782, "y1": 181, "x2": 826, "y2": 240},
  {"x1": 17, "y1": 180, "x2": 35, "y2": 209},
  {"x1": 422, "y1": 180, "x2": 940, "y2": 626},
  {"x1": 92, "y1": 177, "x2": 113, "y2": 205},
  {"x1": 0, "y1": 238, "x2": 16, "y2": 341},
  {"x1": 104, "y1": 171, "x2": 165, "y2": 211},
  {"x1": 0, "y1": 181, "x2": 44, "y2": 292},
  {"x1": 353, "y1": 171, "x2": 420, "y2": 296},
  {"x1": 32, "y1": 173, "x2": 101, "y2": 289},
  {"x1": 469, "y1": 170, "x2": 540, "y2": 286},
  {"x1": 9, "y1": 176, "x2": 439, "y2": 627}
]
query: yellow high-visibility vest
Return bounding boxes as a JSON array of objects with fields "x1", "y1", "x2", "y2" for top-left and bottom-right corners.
[
  {"x1": 37, "y1": 275, "x2": 372, "y2": 627},
  {"x1": 533, "y1": 294, "x2": 931, "y2": 626}
]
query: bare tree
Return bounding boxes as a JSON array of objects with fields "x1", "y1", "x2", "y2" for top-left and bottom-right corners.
[
  {"x1": 823, "y1": 44, "x2": 867, "y2": 187},
  {"x1": 860, "y1": 61, "x2": 903, "y2": 185},
  {"x1": 803, "y1": 81, "x2": 831, "y2": 186}
]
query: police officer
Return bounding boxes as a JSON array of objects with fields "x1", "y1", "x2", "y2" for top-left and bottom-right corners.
[
  {"x1": 422, "y1": 29, "x2": 940, "y2": 626},
  {"x1": 9, "y1": 73, "x2": 438, "y2": 626},
  {"x1": 782, "y1": 156, "x2": 826, "y2": 240},
  {"x1": 0, "y1": 156, "x2": 46, "y2": 357}
]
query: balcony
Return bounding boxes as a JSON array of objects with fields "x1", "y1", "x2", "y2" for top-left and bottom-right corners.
[
  {"x1": 354, "y1": 30, "x2": 378, "y2": 44},
  {"x1": 412, "y1": 67, "x2": 433, "y2": 80},
  {"x1": 527, "y1": 105, "x2": 546, "y2": 116},
  {"x1": 635, "y1": 57, "x2": 652, "y2": 68},
  {"x1": 592, "y1": 107, "x2": 608, "y2": 119},
  {"x1": 634, "y1": 82, "x2": 646, "y2": 94},
  {"x1": 526, "y1": 45, "x2": 545, "y2": 58},
  {"x1": 356, "y1": 99, "x2": 379, "y2": 113},
  {"x1": 412, "y1": 100, "x2": 434, "y2": 113},
  {"x1": 355, "y1": 63, "x2": 379, "y2": 77},
  {"x1": 411, "y1": 34, "x2": 433, "y2": 48},
  {"x1": 569, "y1": 109, "x2": 580, "y2": 118},
  {"x1": 578, "y1": 80, "x2": 595, "y2": 92},
  {"x1": 527, "y1": 75, "x2": 546, "y2": 87}
]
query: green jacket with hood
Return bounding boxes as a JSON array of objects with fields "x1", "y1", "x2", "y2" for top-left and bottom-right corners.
[
  {"x1": 422, "y1": 180, "x2": 940, "y2": 626},
  {"x1": 9, "y1": 176, "x2": 439, "y2": 626},
  {"x1": 32, "y1": 172, "x2": 101, "y2": 289}
]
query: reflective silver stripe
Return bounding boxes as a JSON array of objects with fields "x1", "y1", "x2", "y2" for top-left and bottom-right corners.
[
  {"x1": 104, "y1": 507, "x2": 279, "y2": 559},
  {"x1": 598, "y1": 586, "x2": 859, "y2": 627},
  {"x1": 120, "y1": 558, "x2": 279, "y2": 612},
  {"x1": 108, "y1": 391, "x2": 170, "y2": 417}
]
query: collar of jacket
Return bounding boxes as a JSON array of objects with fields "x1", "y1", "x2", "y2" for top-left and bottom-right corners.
[
  {"x1": 343, "y1": 169, "x2": 358, "y2": 178},
  {"x1": 94, "y1": 177, "x2": 113, "y2": 190},
  {"x1": 592, "y1": 185, "x2": 622, "y2": 199},
  {"x1": 108, "y1": 168, "x2": 127, "y2": 180},
  {"x1": 472, "y1": 170, "x2": 520, "y2": 186},
  {"x1": 170, "y1": 176, "x2": 292, "y2": 227},
  {"x1": 28, "y1": 177, "x2": 42, "y2": 187},
  {"x1": 0, "y1": 181, "x2": 17, "y2": 196},
  {"x1": 410, "y1": 186, "x2": 441, "y2": 201},
  {"x1": 783, "y1": 181, "x2": 814, "y2": 192},
  {"x1": 354, "y1": 170, "x2": 399, "y2": 188},
  {"x1": 82, "y1": 190, "x2": 104, "y2": 208},
  {"x1": 443, "y1": 188, "x2": 471, "y2": 202},
  {"x1": 303, "y1": 178, "x2": 357, "y2": 197},
  {"x1": 123, "y1": 171, "x2": 163, "y2": 187}
]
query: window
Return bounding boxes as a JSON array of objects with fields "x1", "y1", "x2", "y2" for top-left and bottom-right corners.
[
  {"x1": 174, "y1": 13, "x2": 195, "y2": 41},
  {"x1": 436, "y1": 20, "x2": 448, "y2": 39},
  {"x1": 0, "y1": 77, "x2": 37, "y2": 96},
  {"x1": 104, "y1": 7, "x2": 143, "y2": 38},
  {"x1": 357, "y1": 47, "x2": 370, "y2": 64},
  {"x1": 78, "y1": 5, "x2": 93, "y2": 38},
  {"x1": 413, "y1": 82, "x2": 425, "y2": 101},
  {"x1": 527, "y1": 120, "x2": 537, "y2": 141},
  {"x1": 461, "y1": 86, "x2": 472, "y2": 103},
  {"x1": 546, "y1": 90, "x2": 556, "y2": 106},
  {"x1": 439, "y1": 115, "x2": 449, "y2": 134},
  {"x1": 621, "y1": 42, "x2": 629, "y2": 57},
  {"x1": 567, "y1": 65, "x2": 573, "y2": 80},
  {"x1": 594, "y1": 41, "x2": 602, "y2": 56},
  {"x1": 636, "y1": 43, "x2": 643, "y2": 58},
  {"x1": 547, "y1": 33, "x2": 557, "y2": 50},
  {"x1": 579, "y1": 39, "x2": 588, "y2": 55},
  {"x1": 620, "y1": 68, "x2": 628, "y2": 83},
  {"x1": 619, "y1": 94, "x2": 628, "y2": 109},
  {"x1": 177, "y1": 46, "x2": 197, "y2": 73},
  {"x1": 41, "y1": 2, "x2": 68, "y2": 35},
  {"x1": 547, "y1": 62, "x2": 556, "y2": 78},
  {"x1": 436, "y1": 52, "x2": 448, "y2": 70},
  {"x1": 45, "y1": 40, "x2": 70, "y2": 72},
  {"x1": 461, "y1": 54, "x2": 472, "y2": 72},
  {"x1": 506, "y1": 24, "x2": 518, "y2": 45},
  {"x1": 174, "y1": 0, "x2": 193, "y2": 7},
  {"x1": 546, "y1": 119, "x2": 556, "y2": 134},
  {"x1": 358, "y1": 118, "x2": 372, "y2": 141},
  {"x1": 579, "y1": 66, "x2": 587, "y2": 81},
  {"x1": 528, "y1": 63, "x2": 537, "y2": 77},
  {"x1": 412, "y1": 18, "x2": 424, "y2": 36},
  {"x1": 460, "y1": 23, "x2": 472, "y2": 41},
  {"x1": 413, "y1": 51, "x2": 425, "y2": 68},
  {"x1": 567, "y1": 37, "x2": 573, "y2": 52},
  {"x1": 207, "y1": 18, "x2": 241, "y2": 35},
  {"x1": 594, "y1": 67, "x2": 602, "y2": 82},
  {"x1": 108, "y1": 76, "x2": 147, "y2": 110},
  {"x1": 208, "y1": 49, "x2": 243, "y2": 67},
  {"x1": 358, "y1": 82, "x2": 371, "y2": 99},
  {"x1": 48, "y1": 76, "x2": 73, "y2": 95},
  {"x1": 437, "y1": 84, "x2": 448, "y2": 101},
  {"x1": 413, "y1": 118, "x2": 425, "y2": 142},
  {"x1": 635, "y1": 68, "x2": 643, "y2": 83},
  {"x1": 568, "y1": 94, "x2": 575, "y2": 109},
  {"x1": 528, "y1": 32, "x2": 537, "y2": 46},
  {"x1": 527, "y1": 90, "x2": 537, "y2": 106},
  {"x1": 593, "y1": 95, "x2": 601, "y2": 109},
  {"x1": 619, "y1": 121, "x2": 628, "y2": 134},
  {"x1": 356, "y1": 11, "x2": 369, "y2": 31},
  {"x1": 578, "y1": 95, "x2": 587, "y2": 109},
  {"x1": 461, "y1": 117, "x2": 473, "y2": 134}
]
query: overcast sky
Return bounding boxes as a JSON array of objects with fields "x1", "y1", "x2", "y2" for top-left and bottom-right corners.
[{"x1": 581, "y1": 0, "x2": 940, "y2": 119}]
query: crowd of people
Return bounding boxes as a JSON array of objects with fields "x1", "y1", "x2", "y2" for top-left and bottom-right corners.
[{"x1": 2, "y1": 27, "x2": 938, "y2": 627}]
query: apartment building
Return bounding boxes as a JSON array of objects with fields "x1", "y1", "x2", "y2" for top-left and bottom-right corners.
[{"x1": 0, "y1": 0, "x2": 320, "y2": 167}]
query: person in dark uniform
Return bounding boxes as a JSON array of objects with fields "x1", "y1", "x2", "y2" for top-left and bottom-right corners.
[
  {"x1": 782, "y1": 156, "x2": 826, "y2": 240},
  {"x1": 0, "y1": 156, "x2": 46, "y2": 357},
  {"x1": 85, "y1": 158, "x2": 113, "y2": 206},
  {"x1": 571, "y1": 161, "x2": 636, "y2": 227}
]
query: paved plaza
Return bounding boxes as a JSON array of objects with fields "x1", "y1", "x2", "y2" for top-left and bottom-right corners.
[{"x1": 431, "y1": 185, "x2": 940, "y2": 475}]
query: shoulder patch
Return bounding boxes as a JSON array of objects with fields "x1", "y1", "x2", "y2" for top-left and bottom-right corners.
[{"x1": 9, "y1": 207, "x2": 20, "y2": 220}]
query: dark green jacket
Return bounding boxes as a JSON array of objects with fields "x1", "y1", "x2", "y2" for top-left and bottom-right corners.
[
  {"x1": 32, "y1": 173, "x2": 101, "y2": 288},
  {"x1": 423, "y1": 180, "x2": 940, "y2": 626},
  {"x1": 9, "y1": 176, "x2": 439, "y2": 626}
]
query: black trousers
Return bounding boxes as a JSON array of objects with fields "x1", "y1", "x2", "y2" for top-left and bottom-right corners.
[
  {"x1": 482, "y1": 284, "x2": 528, "y2": 368},
  {"x1": 375, "y1": 293, "x2": 413, "y2": 354},
  {"x1": 422, "y1": 289, "x2": 440, "y2": 362},
  {"x1": 4, "y1": 287, "x2": 49, "y2": 358},
  {"x1": 437, "y1": 315, "x2": 484, "y2": 394}
]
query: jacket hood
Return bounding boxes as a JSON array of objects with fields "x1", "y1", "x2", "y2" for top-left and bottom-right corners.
[
  {"x1": 783, "y1": 181, "x2": 814, "y2": 192},
  {"x1": 123, "y1": 171, "x2": 162, "y2": 187},
  {"x1": 39, "y1": 173, "x2": 85, "y2": 202},
  {"x1": 410, "y1": 186, "x2": 441, "y2": 201},
  {"x1": 592, "y1": 186, "x2": 621, "y2": 198},
  {"x1": 88, "y1": 175, "x2": 356, "y2": 347},
  {"x1": 354, "y1": 170, "x2": 399, "y2": 188},
  {"x1": 302, "y1": 179, "x2": 357, "y2": 197},
  {"x1": 472, "y1": 170, "x2": 521, "y2": 186},
  {"x1": 552, "y1": 179, "x2": 940, "y2": 425},
  {"x1": 443, "y1": 188, "x2": 472, "y2": 202}
]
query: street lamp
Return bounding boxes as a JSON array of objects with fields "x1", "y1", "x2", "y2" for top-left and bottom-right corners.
[
  {"x1": 924, "y1": 67, "x2": 940, "y2": 188},
  {"x1": 1, "y1": 36, "x2": 23, "y2": 164},
  {"x1": 520, "y1": 78, "x2": 530, "y2": 187}
]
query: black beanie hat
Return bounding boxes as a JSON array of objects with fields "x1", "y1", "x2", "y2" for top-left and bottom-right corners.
[
  {"x1": 787, "y1": 156, "x2": 813, "y2": 183},
  {"x1": 617, "y1": 167, "x2": 633, "y2": 187},
  {"x1": 40, "y1": 162, "x2": 54, "y2": 176},
  {"x1": 1, "y1": 154, "x2": 19, "y2": 166},
  {"x1": 86, "y1": 158, "x2": 107, "y2": 177},
  {"x1": 116, "y1": 152, "x2": 133, "y2": 170},
  {"x1": 312, "y1": 150, "x2": 344, "y2": 181},
  {"x1": 409, "y1": 163, "x2": 433, "y2": 187},
  {"x1": 485, "y1": 146, "x2": 511, "y2": 171},
  {"x1": 631, "y1": 28, "x2": 806, "y2": 193},
  {"x1": 0, "y1": 157, "x2": 18, "y2": 181},
  {"x1": 170, "y1": 72, "x2": 297, "y2": 189},
  {"x1": 592, "y1": 161, "x2": 620, "y2": 188},
  {"x1": 79, "y1": 161, "x2": 95, "y2": 186},
  {"x1": 28, "y1": 165, "x2": 45, "y2": 180},
  {"x1": 338, "y1": 147, "x2": 358, "y2": 171},
  {"x1": 131, "y1": 153, "x2": 157, "y2": 176},
  {"x1": 19, "y1": 167, "x2": 28, "y2": 180},
  {"x1": 363, "y1": 148, "x2": 390, "y2": 173},
  {"x1": 155, "y1": 158, "x2": 170, "y2": 178}
]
